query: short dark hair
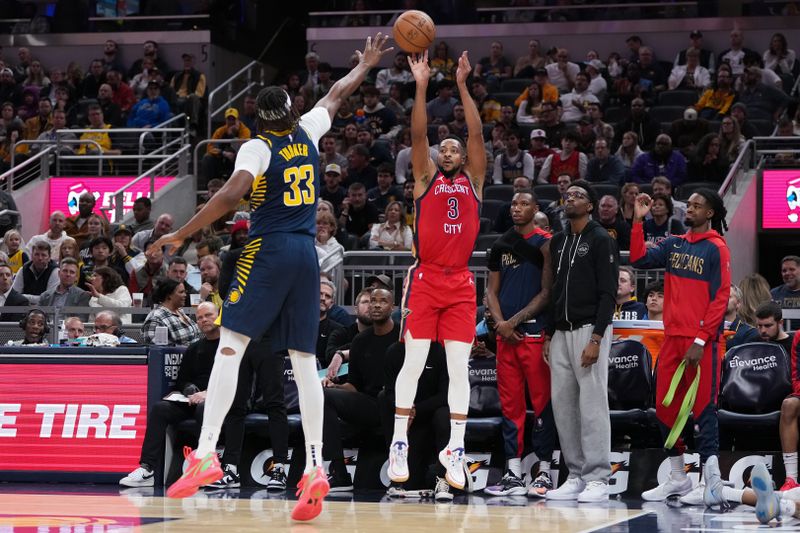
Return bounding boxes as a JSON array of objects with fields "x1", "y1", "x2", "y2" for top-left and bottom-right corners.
[
  {"x1": 152, "y1": 277, "x2": 182, "y2": 305},
  {"x1": 514, "y1": 188, "x2": 538, "y2": 203},
  {"x1": 651, "y1": 193, "x2": 674, "y2": 217},
  {"x1": 645, "y1": 280, "x2": 664, "y2": 296},
  {"x1": 350, "y1": 144, "x2": 370, "y2": 158},
  {"x1": 169, "y1": 256, "x2": 188, "y2": 267},
  {"x1": 755, "y1": 300, "x2": 783, "y2": 322},
  {"x1": 362, "y1": 85, "x2": 380, "y2": 97},
  {"x1": 348, "y1": 182, "x2": 366, "y2": 193},
  {"x1": 32, "y1": 241, "x2": 52, "y2": 255},
  {"x1": 377, "y1": 163, "x2": 394, "y2": 176},
  {"x1": 89, "y1": 236, "x2": 113, "y2": 252},
  {"x1": 570, "y1": 179, "x2": 597, "y2": 213},
  {"x1": 133, "y1": 197, "x2": 151, "y2": 208},
  {"x1": 59, "y1": 257, "x2": 79, "y2": 268}
]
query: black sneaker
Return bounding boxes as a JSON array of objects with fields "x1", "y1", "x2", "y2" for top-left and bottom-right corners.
[
  {"x1": 484, "y1": 470, "x2": 527, "y2": 496},
  {"x1": 327, "y1": 470, "x2": 354, "y2": 492},
  {"x1": 206, "y1": 464, "x2": 240, "y2": 489},
  {"x1": 266, "y1": 464, "x2": 287, "y2": 491},
  {"x1": 528, "y1": 470, "x2": 553, "y2": 498}
]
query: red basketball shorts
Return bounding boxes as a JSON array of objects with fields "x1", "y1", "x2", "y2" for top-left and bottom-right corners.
[{"x1": 400, "y1": 263, "x2": 476, "y2": 344}]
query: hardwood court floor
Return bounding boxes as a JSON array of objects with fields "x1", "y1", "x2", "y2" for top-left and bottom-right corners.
[{"x1": 0, "y1": 485, "x2": 796, "y2": 532}]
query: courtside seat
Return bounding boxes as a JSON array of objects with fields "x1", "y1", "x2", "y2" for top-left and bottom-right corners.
[
  {"x1": 607, "y1": 340, "x2": 653, "y2": 427},
  {"x1": 466, "y1": 355, "x2": 503, "y2": 444},
  {"x1": 718, "y1": 342, "x2": 791, "y2": 428},
  {"x1": 484, "y1": 184, "x2": 514, "y2": 202}
]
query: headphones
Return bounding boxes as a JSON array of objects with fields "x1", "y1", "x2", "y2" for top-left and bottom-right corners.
[{"x1": 19, "y1": 309, "x2": 51, "y2": 335}]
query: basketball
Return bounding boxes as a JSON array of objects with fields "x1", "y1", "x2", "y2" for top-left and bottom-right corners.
[{"x1": 392, "y1": 10, "x2": 435, "y2": 54}]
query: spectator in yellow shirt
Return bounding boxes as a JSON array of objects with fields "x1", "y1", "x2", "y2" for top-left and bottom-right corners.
[
  {"x1": 169, "y1": 53, "x2": 207, "y2": 132},
  {"x1": 694, "y1": 68, "x2": 736, "y2": 120},
  {"x1": 76, "y1": 105, "x2": 120, "y2": 174},
  {"x1": 199, "y1": 108, "x2": 250, "y2": 188}
]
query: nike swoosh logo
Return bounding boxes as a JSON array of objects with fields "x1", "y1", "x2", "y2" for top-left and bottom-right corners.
[{"x1": 142, "y1": 472, "x2": 154, "y2": 479}]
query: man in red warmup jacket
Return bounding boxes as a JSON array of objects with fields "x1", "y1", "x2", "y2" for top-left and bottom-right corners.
[{"x1": 630, "y1": 188, "x2": 731, "y2": 507}]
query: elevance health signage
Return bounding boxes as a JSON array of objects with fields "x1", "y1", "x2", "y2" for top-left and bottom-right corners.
[{"x1": 49, "y1": 176, "x2": 174, "y2": 223}]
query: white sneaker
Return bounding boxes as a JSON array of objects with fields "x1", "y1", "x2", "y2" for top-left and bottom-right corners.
[
  {"x1": 641, "y1": 475, "x2": 692, "y2": 501},
  {"x1": 388, "y1": 441, "x2": 409, "y2": 482},
  {"x1": 119, "y1": 465, "x2": 155, "y2": 487},
  {"x1": 545, "y1": 477, "x2": 586, "y2": 500},
  {"x1": 679, "y1": 483, "x2": 705, "y2": 506},
  {"x1": 577, "y1": 480, "x2": 609, "y2": 502},
  {"x1": 438, "y1": 447, "x2": 466, "y2": 490},
  {"x1": 434, "y1": 476, "x2": 454, "y2": 501}
]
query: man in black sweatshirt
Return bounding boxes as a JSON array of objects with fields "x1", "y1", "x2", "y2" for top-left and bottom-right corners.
[{"x1": 544, "y1": 180, "x2": 619, "y2": 503}]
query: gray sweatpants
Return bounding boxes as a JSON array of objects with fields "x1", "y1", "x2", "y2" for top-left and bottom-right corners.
[{"x1": 550, "y1": 324, "x2": 612, "y2": 483}]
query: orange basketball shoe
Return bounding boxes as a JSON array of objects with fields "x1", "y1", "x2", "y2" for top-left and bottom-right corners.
[
  {"x1": 291, "y1": 466, "x2": 330, "y2": 522},
  {"x1": 166, "y1": 446, "x2": 223, "y2": 498}
]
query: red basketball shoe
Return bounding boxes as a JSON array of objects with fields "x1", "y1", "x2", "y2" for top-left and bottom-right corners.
[
  {"x1": 291, "y1": 466, "x2": 330, "y2": 521},
  {"x1": 166, "y1": 446, "x2": 223, "y2": 498}
]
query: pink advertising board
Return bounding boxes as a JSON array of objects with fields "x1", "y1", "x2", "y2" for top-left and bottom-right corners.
[
  {"x1": 49, "y1": 176, "x2": 174, "y2": 224},
  {"x1": 762, "y1": 169, "x2": 800, "y2": 230}
]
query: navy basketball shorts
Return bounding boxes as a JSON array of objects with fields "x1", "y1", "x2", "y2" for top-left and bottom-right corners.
[{"x1": 220, "y1": 233, "x2": 320, "y2": 354}]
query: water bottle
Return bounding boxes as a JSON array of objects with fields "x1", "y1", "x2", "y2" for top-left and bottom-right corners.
[
  {"x1": 355, "y1": 108, "x2": 366, "y2": 125},
  {"x1": 58, "y1": 320, "x2": 68, "y2": 345}
]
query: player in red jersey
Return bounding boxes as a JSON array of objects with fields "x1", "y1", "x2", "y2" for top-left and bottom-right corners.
[{"x1": 387, "y1": 50, "x2": 486, "y2": 491}]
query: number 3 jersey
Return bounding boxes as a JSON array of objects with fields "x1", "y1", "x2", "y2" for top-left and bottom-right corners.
[
  {"x1": 233, "y1": 107, "x2": 331, "y2": 238},
  {"x1": 413, "y1": 171, "x2": 480, "y2": 269}
]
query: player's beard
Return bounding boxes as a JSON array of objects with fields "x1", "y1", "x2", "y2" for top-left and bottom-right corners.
[{"x1": 439, "y1": 165, "x2": 460, "y2": 179}]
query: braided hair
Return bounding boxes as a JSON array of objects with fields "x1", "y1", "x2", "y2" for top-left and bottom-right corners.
[
  {"x1": 255, "y1": 86, "x2": 300, "y2": 133},
  {"x1": 694, "y1": 188, "x2": 728, "y2": 235}
]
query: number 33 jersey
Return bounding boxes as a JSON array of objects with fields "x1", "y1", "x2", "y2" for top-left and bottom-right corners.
[
  {"x1": 413, "y1": 172, "x2": 480, "y2": 269},
  {"x1": 233, "y1": 107, "x2": 331, "y2": 238}
]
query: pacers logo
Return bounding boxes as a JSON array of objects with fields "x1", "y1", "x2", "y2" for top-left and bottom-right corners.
[
  {"x1": 608, "y1": 451, "x2": 631, "y2": 495},
  {"x1": 464, "y1": 453, "x2": 492, "y2": 493},
  {"x1": 657, "y1": 452, "x2": 701, "y2": 486},
  {"x1": 227, "y1": 288, "x2": 242, "y2": 305},
  {"x1": 522, "y1": 450, "x2": 561, "y2": 488},
  {"x1": 728, "y1": 455, "x2": 773, "y2": 489}
]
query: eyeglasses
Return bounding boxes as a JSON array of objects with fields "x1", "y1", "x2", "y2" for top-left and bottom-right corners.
[
  {"x1": 94, "y1": 324, "x2": 113, "y2": 331},
  {"x1": 565, "y1": 191, "x2": 588, "y2": 200}
]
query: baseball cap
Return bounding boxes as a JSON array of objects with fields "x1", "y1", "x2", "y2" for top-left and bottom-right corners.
[
  {"x1": 225, "y1": 108, "x2": 239, "y2": 119},
  {"x1": 181, "y1": 52, "x2": 195, "y2": 59},
  {"x1": 530, "y1": 129, "x2": 547, "y2": 139},
  {"x1": 578, "y1": 115, "x2": 591, "y2": 125},
  {"x1": 683, "y1": 107, "x2": 698, "y2": 121},
  {"x1": 0, "y1": 67, "x2": 12, "y2": 76},
  {"x1": 325, "y1": 163, "x2": 342, "y2": 175},
  {"x1": 147, "y1": 80, "x2": 160, "y2": 88},
  {"x1": 230, "y1": 219, "x2": 249, "y2": 235},
  {"x1": 690, "y1": 30, "x2": 703, "y2": 38},
  {"x1": 225, "y1": 211, "x2": 250, "y2": 225},
  {"x1": 534, "y1": 68, "x2": 548, "y2": 76},
  {"x1": 585, "y1": 59, "x2": 604, "y2": 71},
  {"x1": 366, "y1": 274, "x2": 392, "y2": 290},
  {"x1": 114, "y1": 224, "x2": 133, "y2": 236}
]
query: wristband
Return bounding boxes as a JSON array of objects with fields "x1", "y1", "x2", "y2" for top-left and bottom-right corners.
[{"x1": 693, "y1": 337, "x2": 706, "y2": 347}]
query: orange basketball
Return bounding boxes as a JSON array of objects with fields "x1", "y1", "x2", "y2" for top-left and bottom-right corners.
[{"x1": 392, "y1": 10, "x2": 435, "y2": 54}]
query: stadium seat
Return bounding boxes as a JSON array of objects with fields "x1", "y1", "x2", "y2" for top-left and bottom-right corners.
[
  {"x1": 675, "y1": 181, "x2": 720, "y2": 201},
  {"x1": 751, "y1": 119, "x2": 776, "y2": 136},
  {"x1": 484, "y1": 184, "x2": 514, "y2": 202},
  {"x1": 647, "y1": 106, "x2": 685, "y2": 124},
  {"x1": 657, "y1": 90, "x2": 699, "y2": 107},
  {"x1": 607, "y1": 340, "x2": 654, "y2": 427},
  {"x1": 480, "y1": 198, "x2": 506, "y2": 221},
  {"x1": 718, "y1": 342, "x2": 791, "y2": 428},
  {"x1": 592, "y1": 183, "x2": 621, "y2": 199},
  {"x1": 479, "y1": 216, "x2": 494, "y2": 234},
  {"x1": 493, "y1": 92, "x2": 519, "y2": 107},
  {"x1": 474, "y1": 233, "x2": 501, "y2": 252},
  {"x1": 533, "y1": 184, "x2": 560, "y2": 203},
  {"x1": 603, "y1": 106, "x2": 627, "y2": 124},
  {"x1": 500, "y1": 78, "x2": 532, "y2": 93},
  {"x1": 466, "y1": 355, "x2": 502, "y2": 443}
]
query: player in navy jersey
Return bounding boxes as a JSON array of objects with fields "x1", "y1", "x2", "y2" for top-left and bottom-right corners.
[
  {"x1": 150, "y1": 33, "x2": 391, "y2": 521},
  {"x1": 484, "y1": 189, "x2": 556, "y2": 497},
  {"x1": 387, "y1": 50, "x2": 486, "y2": 491}
]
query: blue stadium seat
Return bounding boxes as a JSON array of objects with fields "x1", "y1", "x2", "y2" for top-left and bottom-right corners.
[
  {"x1": 480, "y1": 198, "x2": 506, "y2": 221},
  {"x1": 533, "y1": 184, "x2": 560, "y2": 203},
  {"x1": 608, "y1": 340, "x2": 654, "y2": 427},
  {"x1": 484, "y1": 184, "x2": 514, "y2": 202}
]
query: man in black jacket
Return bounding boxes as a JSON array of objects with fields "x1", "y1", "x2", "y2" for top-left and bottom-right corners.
[
  {"x1": 544, "y1": 180, "x2": 618, "y2": 503},
  {"x1": 0, "y1": 263, "x2": 28, "y2": 322}
]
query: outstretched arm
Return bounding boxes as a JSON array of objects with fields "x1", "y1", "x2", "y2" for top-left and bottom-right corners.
[
  {"x1": 316, "y1": 33, "x2": 393, "y2": 121},
  {"x1": 455, "y1": 51, "x2": 486, "y2": 197},
  {"x1": 408, "y1": 51, "x2": 437, "y2": 199}
]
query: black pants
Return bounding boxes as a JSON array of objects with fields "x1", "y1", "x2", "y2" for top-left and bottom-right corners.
[
  {"x1": 378, "y1": 390, "x2": 450, "y2": 488},
  {"x1": 139, "y1": 401, "x2": 206, "y2": 469},
  {"x1": 223, "y1": 341, "x2": 289, "y2": 466},
  {"x1": 322, "y1": 388, "x2": 381, "y2": 473},
  {"x1": 199, "y1": 153, "x2": 234, "y2": 189}
]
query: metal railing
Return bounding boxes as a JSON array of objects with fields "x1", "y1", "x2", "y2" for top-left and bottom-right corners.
[
  {"x1": 136, "y1": 113, "x2": 190, "y2": 175},
  {"x1": 207, "y1": 61, "x2": 266, "y2": 138},
  {"x1": 718, "y1": 140, "x2": 756, "y2": 198},
  {"x1": 102, "y1": 144, "x2": 191, "y2": 222},
  {"x1": 193, "y1": 138, "x2": 251, "y2": 178},
  {"x1": 0, "y1": 146, "x2": 55, "y2": 191}
]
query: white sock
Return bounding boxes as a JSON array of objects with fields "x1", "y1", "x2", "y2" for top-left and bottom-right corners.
[
  {"x1": 196, "y1": 328, "x2": 251, "y2": 458},
  {"x1": 722, "y1": 487, "x2": 743, "y2": 503},
  {"x1": 670, "y1": 455, "x2": 687, "y2": 480},
  {"x1": 289, "y1": 349, "x2": 325, "y2": 472},
  {"x1": 444, "y1": 340, "x2": 472, "y2": 416},
  {"x1": 784, "y1": 452, "x2": 798, "y2": 480},
  {"x1": 392, "y1": 415, "x2": 409, "y2": 445},
  {"x1": 227, "y1": 464, "x2": 238, "y2": 475},
  {"x1": 448, "y1": 419, "x2": 466, "y2": 450},
  {"x1": 539, "y1": 460, "x2": 551, "y2": 473},
  {"x1": 780, "y1": 498, "x2": 798, "y2": 518},
  {"x1": 507, "y1": 457, "x2": 522, "y2": 477}
]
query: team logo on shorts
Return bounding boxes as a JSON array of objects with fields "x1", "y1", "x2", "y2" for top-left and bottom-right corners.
[{"x1": 227, "y1": 288, "x2": 242, "y2": 305}]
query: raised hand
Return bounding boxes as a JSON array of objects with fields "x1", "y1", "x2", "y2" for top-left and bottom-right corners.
[
  {"x1": 455, "y1": 51, "x2": 472, "y2": 85},
  {"x1": 407, "y1": 50, "x2": 430, "y2": 84},
  {"x1": 357, "y1": 32, "x2": 393, "y2": 69},
  {"x1": 633, "y1": 192, "x2": 652, "y2": 222}
]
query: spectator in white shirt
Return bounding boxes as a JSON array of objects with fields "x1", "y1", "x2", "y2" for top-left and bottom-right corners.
[
  {"x1": 545, "y1": 48, "x2": 580, "y2": 93},
  {"x1": 375, "y1": 52, "x2": 413, "y2": 96},
  {"x1": 668, "y1": 47, "x2": 711, "y2": 91},
  {"x1": 584, "y1": 59, "x2": 608, "y2": 97},
  {"x1": 763, "y1": 32, "x2": 796, "y2": 75},
  {"x1": 559, "y1": 72, "x2": 600, "y2": 123},
  {"x1": 28, "y1": 211, "x2": 68, "y2": 261},
  {"x1": 369, "y1": 201, "x2": 412, "y2": 251}
]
